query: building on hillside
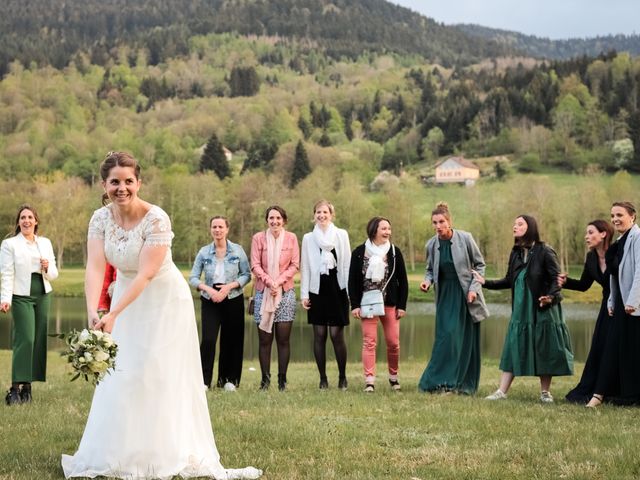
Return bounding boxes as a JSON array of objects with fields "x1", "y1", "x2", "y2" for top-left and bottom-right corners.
[{"x1": 434, "y1": 156, "x2": 480, "y2": 186}]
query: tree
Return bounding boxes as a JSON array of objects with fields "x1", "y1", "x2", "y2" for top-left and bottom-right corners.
[
  {"x1": 290, "y1": 140, "x2": 311, "y2": 188},
  {"x1": 318, "y1": 130, "x2": 332, "y2": 147},
  {"x1": 228, "y1": 66, "x2": 260, "y2": 97},
  {"x1": 200, "y1": 133, "x2": 231, "y2": 180}
]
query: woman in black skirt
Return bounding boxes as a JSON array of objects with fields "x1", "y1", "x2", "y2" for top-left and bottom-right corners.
[
  {"x1": 300, "y1": 200, "x2": 351, "y2": 390},
  {"x1": 587, "y1": 202, "x2": 640, "y2": 407},
  {"x1": 559, "y1": 220, "x2": 613, "y2": 403}
]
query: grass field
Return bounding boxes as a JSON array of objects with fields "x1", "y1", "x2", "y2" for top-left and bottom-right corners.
[{"x1": 1, "y1": 352, "x2": 639, "y2": 479}]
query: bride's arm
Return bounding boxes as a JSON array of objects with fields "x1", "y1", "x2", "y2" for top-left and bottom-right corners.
[
  {"x1": 95, "y1": 244, "x2": 167, "y2": 333},
  {"x1": 86, "y1": 238, "x2": 107, "y2": 327}
]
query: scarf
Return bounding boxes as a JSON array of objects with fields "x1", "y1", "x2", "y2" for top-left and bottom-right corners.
[
  {"x1": 364, "y1": 238, "x2": 390, "y2": 282},
  {"x1": 259, "y1": 229, "x2": 284, "y2": 333},
  {"x1": 312, "y1": 223, "x2": 338, "y2": 275}
]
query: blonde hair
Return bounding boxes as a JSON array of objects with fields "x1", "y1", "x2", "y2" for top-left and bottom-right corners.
[
  {"x1": 313, "y1": 199, "x2": 335, "y2": 216},
  {"x1": 431, "y1": 201, "x2": 452, "y2": 224}
]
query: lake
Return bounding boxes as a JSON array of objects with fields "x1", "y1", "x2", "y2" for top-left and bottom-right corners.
[{"x1": 0, "y1": 298, "x2": 600, "y2": 363}]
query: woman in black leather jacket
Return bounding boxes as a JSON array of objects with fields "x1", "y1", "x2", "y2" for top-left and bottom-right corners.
[{"x1": 474, "y1": 215, "x2": 574, "y2": 403}]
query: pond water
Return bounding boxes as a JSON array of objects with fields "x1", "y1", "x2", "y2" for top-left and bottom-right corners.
[{"x1": 0, "y1": 298, "x2": 600, "y2": 363}]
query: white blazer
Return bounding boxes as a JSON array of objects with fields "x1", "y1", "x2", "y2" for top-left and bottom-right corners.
[
  {"x1": 300, "y1": 228, "x2": 351, "y2": 299},
  {"x1": 0, "y1": 233, "x2": 58, "y2": 304}
]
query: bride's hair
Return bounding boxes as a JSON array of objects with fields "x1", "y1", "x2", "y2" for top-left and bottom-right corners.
[{"x1": 99, "y1": 152, "x2": 141, "y2": 205}]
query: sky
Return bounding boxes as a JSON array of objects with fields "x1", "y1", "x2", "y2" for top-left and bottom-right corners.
[{"x1": 391, "y1": 0, "x2": 638, "y2": 40}]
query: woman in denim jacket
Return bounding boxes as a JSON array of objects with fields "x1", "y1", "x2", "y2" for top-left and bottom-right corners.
[{"x1": 189, "y1": 215, "x2": 250, "y2": 390}]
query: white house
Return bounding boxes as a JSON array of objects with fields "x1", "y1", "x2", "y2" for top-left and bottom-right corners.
[{"x1": 434, "y1": 156, "x2": 480, "y2": 186}]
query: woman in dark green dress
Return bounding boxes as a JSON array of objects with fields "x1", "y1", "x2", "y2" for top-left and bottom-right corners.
[
  {"x1": 474, "y1": 215, "x2": 573, "y2": 403},
  {"x1": 418, "y1": 202, "x2": 489, "y2": 394}
]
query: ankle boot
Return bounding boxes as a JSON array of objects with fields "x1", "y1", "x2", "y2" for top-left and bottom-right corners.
[
  {"x1": 19, "y1": 383, "x2": 32, "y2": 403},
  {"x1": 277, "y1": 374, "x2": 287, "y2": 391},
  {"x1": 259, "y1": 373, "x2": 271, "y2": 391},
  {"x1": 5, "y1": 386, "x2": 21, "y2": 406}
]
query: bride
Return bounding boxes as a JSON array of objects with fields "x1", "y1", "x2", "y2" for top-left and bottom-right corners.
[{"x1": 62, "y1": 152, "x2": 261, "y2": 479}]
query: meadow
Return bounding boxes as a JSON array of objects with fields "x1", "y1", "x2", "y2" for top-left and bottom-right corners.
[{"x1": 1, "y1": 351, "x2": 640, "y2": 480}]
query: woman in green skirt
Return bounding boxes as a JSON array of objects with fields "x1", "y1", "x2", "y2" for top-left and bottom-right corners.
[
  {"x1": 418, "y1": 202, "x2": 489, "y2": 394},
  {"x1": 474, "y1": 215, "x2": 573, "y2": 403},
  {"x1": 1, "y1": 204, "x2": 58, "y2": 405}
]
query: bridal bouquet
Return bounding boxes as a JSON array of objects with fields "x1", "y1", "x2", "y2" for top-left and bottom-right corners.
[{"x1": 53, "y1": 329, "x2": 118, "y2": 386}]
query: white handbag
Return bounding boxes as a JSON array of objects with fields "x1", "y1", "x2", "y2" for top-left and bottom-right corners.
[
  {"x1": 360, "y1": 289, "x2": 385, "y2": 318},
  {"x1": 359, "y1": 245, "x2": 396, "y2": 319}
]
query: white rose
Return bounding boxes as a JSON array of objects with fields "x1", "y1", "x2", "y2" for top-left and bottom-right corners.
[
  {"x1": 90, "y1": 361, "x2": 109, "y2": 373},
  {"x1": 79, "y1": 329, "x2": 91, "y2": 342},
  {"x1": 92, "y1": 330, "x2": 104, "y2": 340},
  {"x1": 103, "y1": 336, "x2": 114, "y2": 347},
  {"x1": 94, "y1": 350, "x2": 110, "y2": 362},
  {"x1": 84, "y1": 352, "x2": 94, "y2": 362}
]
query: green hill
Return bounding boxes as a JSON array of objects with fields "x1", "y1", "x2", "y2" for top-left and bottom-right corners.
[{"x1": 456, "y1": 23, "x2": 640, "y2": 60}]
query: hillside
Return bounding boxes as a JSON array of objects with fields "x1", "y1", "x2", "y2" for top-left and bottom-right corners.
[
  {"x1": 0, "y1": 0, "x2": 514, "y2": 77},
  {"x1": 456, "y1": 24, "x2": 640, "y2": 60}
]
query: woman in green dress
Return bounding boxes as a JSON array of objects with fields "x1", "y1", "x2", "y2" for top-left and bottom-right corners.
[
  {"x1": 474, "y1": 215, "x2": 574, "y2": 403},
  {"x1": 418, "y1": 202, "x2": 489, "y2": 394}
]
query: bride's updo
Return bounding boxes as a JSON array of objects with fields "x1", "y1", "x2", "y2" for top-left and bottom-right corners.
[{"x1": 99, "y1": 151, "x2": 141, "y2": 205}]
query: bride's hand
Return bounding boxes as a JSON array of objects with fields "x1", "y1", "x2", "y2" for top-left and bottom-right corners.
[
  {"x1": 88, "y1": 311, "x2": 100, "y2": 328},
  {"x1": 94, "y1": 311, "x2": 117, "y2": 333}
]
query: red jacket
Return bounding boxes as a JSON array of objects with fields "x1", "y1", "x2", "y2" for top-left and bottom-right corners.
[{"x1": 98, "y1": 263, "x2": 117, "y2": 312}]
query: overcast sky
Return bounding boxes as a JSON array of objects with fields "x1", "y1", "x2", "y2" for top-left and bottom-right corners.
[{"x1": 391, "y1": 0, "x2": 638, "y2": 39}]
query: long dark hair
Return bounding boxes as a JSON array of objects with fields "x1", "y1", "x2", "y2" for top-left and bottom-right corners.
[
  {"x1": 13, "y1": 204, "x2": 40, "y2": 236},
  {"x1": 588, "y1": 219, "x2": 614, "y2": 252},
  {"x1": 514, "y1": 214, "x2": 540, "y2": 247}
]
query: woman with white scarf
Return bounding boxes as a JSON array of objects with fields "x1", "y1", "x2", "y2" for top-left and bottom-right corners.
[
  {"x1": 348, "y1": 217, "x2": 408, "y2": 393},
  {"x1": 300, "y1": 200, "x2": 351, "y2": 390},
  {"x1": 250, "y1": 206, "x2": 300, "y2": 391}
]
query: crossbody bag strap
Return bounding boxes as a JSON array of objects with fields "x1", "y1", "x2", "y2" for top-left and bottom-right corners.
[{"x1": 381, "y1": 244, "x2": 396, "y2": 294}]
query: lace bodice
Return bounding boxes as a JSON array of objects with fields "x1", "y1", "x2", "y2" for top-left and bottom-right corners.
[{"x1": 88, "y1": 205, "x2": 174, "y2": 274}]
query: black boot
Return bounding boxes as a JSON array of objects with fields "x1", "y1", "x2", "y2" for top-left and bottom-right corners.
[
  {"x1": 319, "y1": 376, "x2": 329, "y2": 390},
  {"x1": 259, "y1": 373, "x2": 271, "y2": 391},
  {"x1": 19, "y1": 383, "x2": 31, "y2": 403},
  {"x1": 5, "y1": 386, "x2": 21, "y2": 406},
  {"x1": 338, "y1": 376, "x2": 348, "y2": 391},
  {"x1": 277, "y1": 373, "x2": 287, "y2": 392}
]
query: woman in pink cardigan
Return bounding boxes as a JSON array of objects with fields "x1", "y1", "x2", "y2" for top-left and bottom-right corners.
[{"x1": 250, "y1": 205, "x2": 300, "y2": 391}]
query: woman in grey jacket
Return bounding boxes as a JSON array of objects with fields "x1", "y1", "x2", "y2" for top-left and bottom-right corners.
[
  {"x1": 587, "y1": 201, "x2": 640, "y2": 407},
  {"x1": 418, "y1": 202, "x2": 488, "y2": 394}
]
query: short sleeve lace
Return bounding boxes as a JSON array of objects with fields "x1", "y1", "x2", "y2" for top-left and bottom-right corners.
[
  {"x1": 88, "y1": 207, "x2": 109, "y2": 240},
  {"x1": 143, "y1": 208, "x2": 174, "y2": 247},
  {"x1": 88, "y1": 205, "x2": 174, "y2": 274}
]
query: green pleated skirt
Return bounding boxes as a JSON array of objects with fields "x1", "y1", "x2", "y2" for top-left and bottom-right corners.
[{"x1": 499, "y1": 268, "x2": 573, "y2": 376}]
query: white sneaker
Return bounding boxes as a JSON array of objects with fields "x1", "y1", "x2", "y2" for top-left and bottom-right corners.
[
  {"x1": 485, "y1": 389, "x2": 507, "y2": 400},
  {"x1": 540, "y1": 391, "x2": 554, "y2": 403},
  {"x1": 223, "y1": 382, "x2": 237, "y2": 392}
]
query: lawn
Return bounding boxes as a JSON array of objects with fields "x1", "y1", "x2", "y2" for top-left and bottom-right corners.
[{"x1": 1, "y1": 352, "x2": 639, "y2": 479}]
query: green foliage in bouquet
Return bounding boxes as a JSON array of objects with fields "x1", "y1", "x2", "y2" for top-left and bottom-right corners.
[{"x1": 51, "y1": 329, "x2": 118, "y2": 385}]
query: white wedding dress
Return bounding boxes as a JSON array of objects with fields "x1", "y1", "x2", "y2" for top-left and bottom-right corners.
[{"x1": 62, "y1": 205, "x2": 261, "y2": 480}]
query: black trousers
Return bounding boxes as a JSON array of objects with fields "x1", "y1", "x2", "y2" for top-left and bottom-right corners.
[{"x1": 200, "y1": 293, "x2": 245, "y2": 387}]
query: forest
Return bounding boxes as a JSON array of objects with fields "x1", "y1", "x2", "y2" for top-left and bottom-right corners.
[{"x1": 0, "y1": 2, "x2": 639, "y2": 271}]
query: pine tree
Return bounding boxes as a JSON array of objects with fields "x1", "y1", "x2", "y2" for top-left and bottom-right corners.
[
  {"x1": 290, "y1": 140, "x2": 311, "y2": 188},
  {"x1": 200, "y1": 133, "x2": 231, "y2": 179},
  {"x1": 318, "y1": 130, "x2": 332, "y2": 147}
]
